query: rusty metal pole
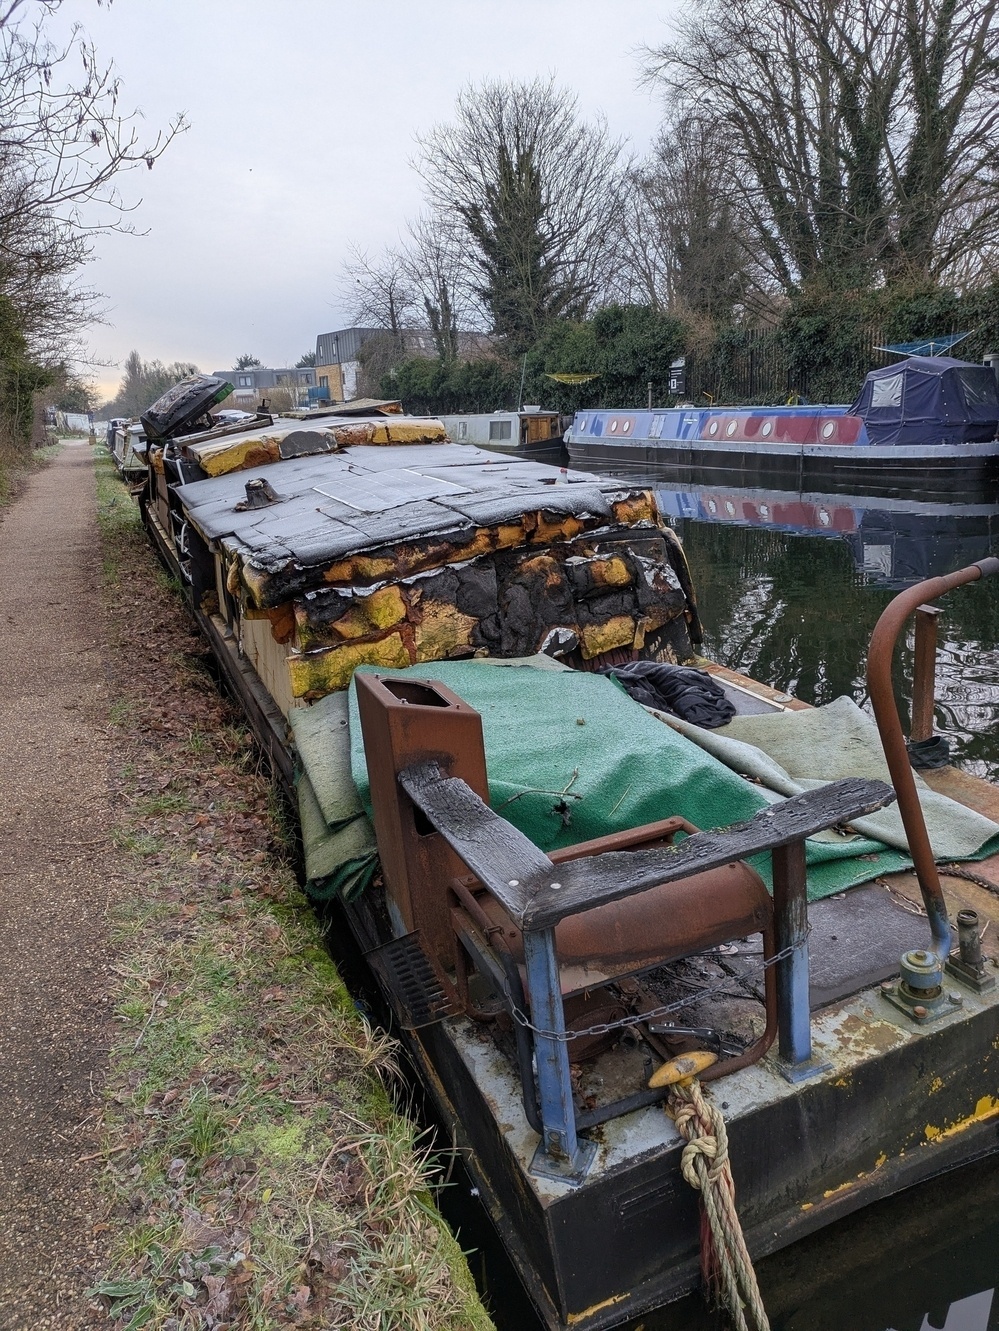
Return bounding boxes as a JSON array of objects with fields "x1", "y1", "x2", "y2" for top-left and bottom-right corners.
[
  {"x1": 866, "y1": 557, "x2": 999, "y2": 961},
  {"x1": 910, "y1": 606, "x2": 941, "y2": 743}
]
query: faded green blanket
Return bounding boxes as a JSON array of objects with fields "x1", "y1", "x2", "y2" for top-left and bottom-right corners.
[
  {"x1": 668, "y1": 694, "x2": 999, "y2": 863},
  {"x1": 293, "y1": 659, "x2": 914, "y2": 901}
]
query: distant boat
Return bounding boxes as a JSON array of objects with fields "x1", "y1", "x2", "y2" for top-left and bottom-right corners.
[{"x1": 440, "y1": 406, "x2": 564, "y2": 456}]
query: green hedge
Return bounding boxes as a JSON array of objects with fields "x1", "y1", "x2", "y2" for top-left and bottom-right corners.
[{"x1": 382, "y1": 285, "x2": 999, "y2": 415}]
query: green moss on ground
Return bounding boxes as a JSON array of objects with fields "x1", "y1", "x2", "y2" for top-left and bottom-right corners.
[{"x1": 91, "y1": 455, "x2": 494, "y2": 1331}]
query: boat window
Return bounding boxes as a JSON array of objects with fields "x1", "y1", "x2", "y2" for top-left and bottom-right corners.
[
  {"x1": 650, "y1": 414, "x2": 665, "y2": 438},
  {"x1": 956, "y1": 367, "x2": 999, "y2": 410},
  {"x1": 871, "y1": 373, "x2": 903, "y2": 408},
  {"x1": 821, "y1": 420, "x2": 837, "y2": 439},
  {"x1": 457, "y1": 421, "x2": 467, "y2": 439},
  {"x1": 489, "y1": 420, "x2": 512, "y2": 441}
]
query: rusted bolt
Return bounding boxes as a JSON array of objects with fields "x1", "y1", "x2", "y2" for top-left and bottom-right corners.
[
  {"x1": 913, "y1": 1005, "x2": 928, "y2": 1018},
  {"x1": 880, "y1": 980, "x2": 894, "y2": 993},
  {"x1": 947, "y1": 991, "x2": 963, "y2": 1007},
  {"x1": 912, "y1": 951, "x2": 928, "y2": 963}
]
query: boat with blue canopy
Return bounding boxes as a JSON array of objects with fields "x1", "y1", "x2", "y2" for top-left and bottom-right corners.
[{"x1": 565, "y1": 356, "x2": 999, "y2": 493}]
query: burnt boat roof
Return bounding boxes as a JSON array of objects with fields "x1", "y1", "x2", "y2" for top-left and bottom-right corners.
[{"x1": 174, "y1": 444, "x2": 634, "y2": 570}]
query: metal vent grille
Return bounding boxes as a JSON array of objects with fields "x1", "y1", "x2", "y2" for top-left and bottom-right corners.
[{"x1": 365, "y1": 933, "x2": 459, "y2": 1030}]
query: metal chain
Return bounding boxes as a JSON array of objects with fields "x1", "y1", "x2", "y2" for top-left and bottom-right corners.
[{"x1": 509, "y1": 940, "x2": 800, "y2": 1042}]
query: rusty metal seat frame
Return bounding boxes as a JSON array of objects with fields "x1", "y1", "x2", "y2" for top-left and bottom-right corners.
[{"x1": 355, "y1": 670, "x2": 896, "y2": 1183}]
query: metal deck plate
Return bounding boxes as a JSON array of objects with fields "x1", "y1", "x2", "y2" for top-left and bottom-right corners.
[{"x1": 806, "y1": 882, "x2": 928, "y2": 1007}]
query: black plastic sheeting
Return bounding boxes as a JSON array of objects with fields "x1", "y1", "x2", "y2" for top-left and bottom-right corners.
[
  {"x1": 850, "y1": 356, "x2": 999, "y2": 447},
  {"x1": 597, "y1": 660, "x2": 737, "y2": 728}
]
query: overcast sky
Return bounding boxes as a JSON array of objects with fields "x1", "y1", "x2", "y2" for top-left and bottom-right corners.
[{"x1": 56, "y1": 1, "x2": 679, "y2": 399}]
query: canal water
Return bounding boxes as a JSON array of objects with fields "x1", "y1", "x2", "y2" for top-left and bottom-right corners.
[
  {"x1": 654, "y1": 473, "x2": 999, "y2": 1331},
  {"x1": 461, "y1": 466, "x2": 999, "y2": 1331},
  {"x1": 661, "y1": 479, "x2": 999, "y2": 781}
]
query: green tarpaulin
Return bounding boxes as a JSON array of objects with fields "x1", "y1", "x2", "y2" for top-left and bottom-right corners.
[{"x1": 328, "y1": 660, "x2": 914, "y2": 900}]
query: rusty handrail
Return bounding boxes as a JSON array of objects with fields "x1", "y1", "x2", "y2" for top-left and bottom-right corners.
[{"x1": 866, "y1": 557, "x2": 999, "y2": 960}]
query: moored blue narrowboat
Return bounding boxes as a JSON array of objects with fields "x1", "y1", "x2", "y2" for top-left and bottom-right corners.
[{"x1": 565, "y1": 357, "x2": 999, "y2": 493}]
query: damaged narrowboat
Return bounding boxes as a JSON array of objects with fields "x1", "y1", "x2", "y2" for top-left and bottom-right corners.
[
  {"x1": 132, "y1": 376, "x2": 999, "y2": 1330},
  {"x1": 566, "y1": 355, "x2": 999, "y2": 494}
]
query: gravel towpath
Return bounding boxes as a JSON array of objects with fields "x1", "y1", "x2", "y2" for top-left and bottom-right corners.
[{"x1": 0, "y1": 446, "x2": 114, "y2": 1328}]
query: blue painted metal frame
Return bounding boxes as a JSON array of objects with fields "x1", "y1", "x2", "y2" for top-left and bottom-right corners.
[
  {"x1": 772, "y1": 841, "x2": 830, "y2": 1082},
  {"x1": 522, "y1": 928, "x2": 598, "y2": 1184},
  {"x1": 523, "y1": 837, "x2": 823, "y2": 1175},
  {"x1": 522, "y1": 928, "x2": 579, "y2": 1162}
]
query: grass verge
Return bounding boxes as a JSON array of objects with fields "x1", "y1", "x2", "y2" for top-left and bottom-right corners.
[{"x1": 91, "y1": 454, "x2": 494, "y2": 1330}]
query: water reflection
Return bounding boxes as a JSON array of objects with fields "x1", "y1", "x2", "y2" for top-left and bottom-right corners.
[{"x1": 646, "y1": 478, "x2": 999, "y2": 781}]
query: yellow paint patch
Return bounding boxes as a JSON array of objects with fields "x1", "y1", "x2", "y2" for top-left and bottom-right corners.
[
  {"x1": 929, "y1": 1076, "x2": 945, "y2": 1094},
  {"x1": 329, "y1": 587, "x2": 408, "y2": 641},
  {"x1": 822, "y1": 1179, "x2": 855, "y2": 1199},
  {"x1": 924, "y1": 1095, "x2": 999, "y2": 1144},
  {"x1": 413, "y1": 601, "x2": 478, "y2": 660},
  {"x1": 369, "y1": 420, "x2": 447, "y2": 444},
  {"x1": 875, "y1": 1152, "x2": 888, "y2": 1168},
  {"x1": 195, "y1": 434, "x2": 282, "y2": 476},
  {"x1": 287, "y1": 633, "x2": 410, "y2": 697},
  {"x1": 239, "y1": 562, "x2": 267, "y2": 607},
  {"x1": 800, "y1": 1202, "x2": 813, "y2": 1211},
  {"x1": 612, "y1": 491, "x2": 657, "y2": 525},
  {"x1": 587, "y1": 556, "x2": 633, "y2": 588},
  {"x1": 567, "y1": 1293, "x2": 628, "y2": 1324}
]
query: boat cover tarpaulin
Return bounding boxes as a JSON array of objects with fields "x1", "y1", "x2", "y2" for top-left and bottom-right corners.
[
  {"x1": 850, "y1": 356, "x2": 999, "y2": 446},
  {"x1": 326, "y1": 661, "x2": 913, "y2": 902}
]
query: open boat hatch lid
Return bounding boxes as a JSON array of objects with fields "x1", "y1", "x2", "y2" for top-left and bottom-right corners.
[{"x1": 141, "y1": 374, "x2": 234, "y2": 441}]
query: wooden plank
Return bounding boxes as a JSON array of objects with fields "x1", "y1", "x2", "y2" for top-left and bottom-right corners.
[
  {"x1": 397, "y1": 763, "x2": 551, "y2": 920},
  {"x1": 398, "y1": 762, "x2": 896, "y2": 930}
]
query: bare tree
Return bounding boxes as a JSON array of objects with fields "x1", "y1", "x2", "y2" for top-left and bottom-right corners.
[
  {"x1": 401, "y1": 214, "x2": 479, "y2": 361},
  {"x1": 0, "y1": 1, "x2": 185, "y2": 237},
  {"x1": 0, "y1": 0, "x2": 184, "y2": 369},
  {"x1": 642, "y1": 0, "x2": 999, "y2": 291},
  {"x1": 340, "y1": 243, "x2": 418, "y2": 338},
  {"x1": 417, "y1": 78, "x2": 627, "y2": 350},
  {"x1": 619, "y1": 119, "x2": 758, "y2": 322},
  {"x1": 103, "y1": 350, "x2": 199, "y2": 418}
]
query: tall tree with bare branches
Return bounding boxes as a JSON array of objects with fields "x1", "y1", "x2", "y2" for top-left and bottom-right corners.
[
  {"x1": 620, "y1": 119, "x2": 756, "y2": 322},
  {"x1": 642, "y1": 0, "x2": 999, "y2": 292},
  {"x1": 339, "y1": 243, "x2": 418, "y2": 339},
  {"x1": 0, "y1": 0, "x2": 184, "y2": 360}
]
